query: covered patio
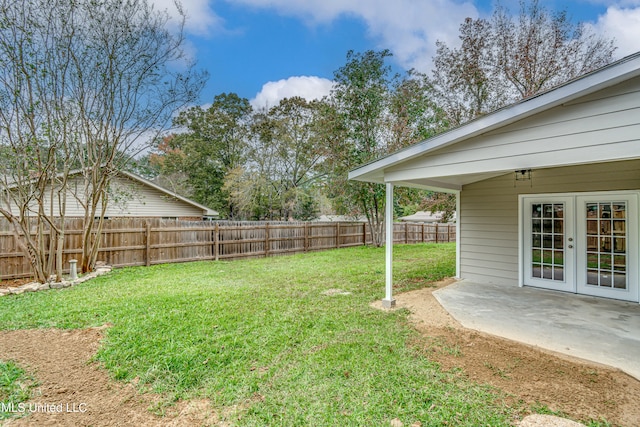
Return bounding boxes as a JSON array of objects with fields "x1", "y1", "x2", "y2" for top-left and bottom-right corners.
[{"x1": 434, "y1": 280, "x2": 640, "y2": 380}]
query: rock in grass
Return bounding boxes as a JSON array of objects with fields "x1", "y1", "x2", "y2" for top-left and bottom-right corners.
[
  {"x1": 518, "y1": 414, "x2": 586, "y2": 427},
  {"x1": 22, "y1": 283, "x2": 41, "y2": 292}
]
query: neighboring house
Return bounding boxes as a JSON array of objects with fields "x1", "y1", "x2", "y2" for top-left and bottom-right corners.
[
  {"x1": 398, "y1": 211, "x2": 455, "y2": 223},
  {"x1": 99, "y1": 171, "x2": 219, "y2": 220},
  {"x1": 350, "y1": 51, "x2": 640, "y2": 305},
  {"x1": 4, "y1": 170, "x2": 219, "y2": 220}
]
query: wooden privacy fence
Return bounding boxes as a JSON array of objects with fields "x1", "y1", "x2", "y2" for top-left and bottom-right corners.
[{"x1": 0, "y1": 218, "x2": 455, "y2": 281}]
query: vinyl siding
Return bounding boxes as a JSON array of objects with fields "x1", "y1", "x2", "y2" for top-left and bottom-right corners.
[
  {"x1": 69, "y1": 175, "x2": 205, "y2": 217},
  {"x1": 9, "y1": 175, "x2": 205, "y2": 218},
  {"x1": 385, "y1": 76, "x2": 640, "y2": 182},
  {"x1": 459, "y1": 159, "x2": 640, "y2": 285}
]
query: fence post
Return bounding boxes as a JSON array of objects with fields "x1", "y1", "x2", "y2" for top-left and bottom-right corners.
[
  {"x1": 304, "y1": 222, "x2": 308, "y2": 252},
  {"x1": 336, "y1": 222, "x2": 340, "y2": 248},
  {"x1": 214, "y1": 223, "x2": 219, "y2": 261},
  {"x1": 422, "y1": 223, "x2": 425, "y2": 243},
  {"x1": 435, "y1": 223, "x2": 439, "y2": 243},
  {"x1": 265, "y1": 223, "x2": 270, "y2": 257},
  {"x1": 447, "y1": 224, "x2": 451, "y2": 242},
  {"x1": 405, "y1": 222, "x2": 408, "y2": 243},
  {"x1": 145, "y1": 222, "x2": 151, "y2": 267}
]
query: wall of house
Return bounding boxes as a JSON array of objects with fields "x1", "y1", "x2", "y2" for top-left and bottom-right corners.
[
  {"x1": 69, "y1": 175, "x2": 205, "y2": 218},
  {"x1": 9, "y1": 175, "x2": 204, "y2": 218},
  {"x1": 459, "y1": 159, "x2": 640, "y2": 285}
]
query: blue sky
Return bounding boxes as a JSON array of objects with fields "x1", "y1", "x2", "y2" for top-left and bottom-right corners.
[{"x1": 153, "y1": 0, "x2": 640, "y2": 108}]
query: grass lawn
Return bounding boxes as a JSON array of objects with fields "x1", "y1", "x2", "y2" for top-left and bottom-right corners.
[
  {"x1": 0, "y1": 243, "x2": 515, "y2": 425},
  {"x1": 0, "y1": 360, "x2": 33, "y2": 420}
]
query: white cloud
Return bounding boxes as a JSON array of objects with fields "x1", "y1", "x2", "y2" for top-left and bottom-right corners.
[
  {"x1": 251, "y1": 76, "x2": 335, "y2": 109},
  {"x1": 228, "y1": 0, "x2": 478, "y2": 72},
  {"x1": 152, "y1": 1, "x2": 640, "y2": 77},
  {"x1": 586, "y1": 6, "x2": 640, "y2": 58},
  {"x1": 151, "y1": 0, "x2": 225, "y2": 36}
]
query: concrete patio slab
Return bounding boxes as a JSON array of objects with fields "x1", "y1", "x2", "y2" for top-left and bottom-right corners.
[{"x1": 433, "y1": 280, "x2": 640, "y2": 380}]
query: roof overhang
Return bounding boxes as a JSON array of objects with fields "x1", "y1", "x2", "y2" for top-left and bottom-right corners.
[{"x1": 349, "y1": 52, "x2": 640, "y2": 191}]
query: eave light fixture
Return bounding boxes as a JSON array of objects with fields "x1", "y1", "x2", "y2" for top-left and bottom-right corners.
[{"x1": 514, "y1": 169, "x2": 533, "y2": 187}]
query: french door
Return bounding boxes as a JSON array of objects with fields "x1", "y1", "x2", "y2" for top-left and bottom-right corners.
[
  {"x1": 522, "y1": 192, "x2": 638, "y2": 302},
  {"x1": 523, "y1": 196, "x2": 575, "y2": 293}
]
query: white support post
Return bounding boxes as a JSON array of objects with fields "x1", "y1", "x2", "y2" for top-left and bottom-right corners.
[
  {"x1": 455, "y1": 190, "x2": 461, "y2": 279},
  {"x1": 382, "y1": 183, "x2": 396, "y2": 308}
]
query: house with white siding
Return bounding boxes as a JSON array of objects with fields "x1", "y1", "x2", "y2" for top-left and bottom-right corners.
[
  {"x1": 4, "y1": 170, "x2": 218, "y2": 220},
  {"x1": 73, "y1": 170, "x2": 219, "y2": 219},
  {"x1": 350, "y1": 51, "x2": 640, "y2": 307}
]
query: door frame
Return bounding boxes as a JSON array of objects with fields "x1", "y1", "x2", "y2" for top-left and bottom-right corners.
[
  {"x1": 521, "y1": 195, "x2": 576, "y2": 293},
  {"x1": 519, "y1": 190, "x2": 640, "y2": 303},
  {"x1": 575, "y1": 193, "x2": 638, "y2": 301}
]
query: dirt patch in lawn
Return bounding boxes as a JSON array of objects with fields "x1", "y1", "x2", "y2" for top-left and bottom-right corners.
[
  {"x1": 0, "y1": 327, "x2": 219, "y2": 427},
  {"x1": 380, "y1": 278, "x2": 640, "y2": 427}
]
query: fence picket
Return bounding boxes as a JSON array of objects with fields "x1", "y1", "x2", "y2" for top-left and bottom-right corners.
[{"x1": 0, "y1": 218, "x2": 455, "y2": 281}]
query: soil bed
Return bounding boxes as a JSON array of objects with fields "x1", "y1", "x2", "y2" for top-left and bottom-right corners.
[{"x1": 384, "y1": 279, "x2": 640, "y2": 427}]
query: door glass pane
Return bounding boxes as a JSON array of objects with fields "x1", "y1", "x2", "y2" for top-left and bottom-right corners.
[
  {"x1": 613, "y1": 273, "x2": 626, "y2": 289},
  {"x1": 599, "y1": 272, "x2": 612, "y2": 287},
  {"x1": 613, "y1": 220, "x2": 626, "y2": 234},
  {"x1": 584, "y1": 201, "x2": 627, "y2": 290},
  {"x1": 614, "y1": 237, "x2": 626, "y2": 253},
  {"x1": 613, "y1": 255, "x2": 626, "y2": 272},
  {"x1": 532, "y1": 219, "x2": 541, "y2": 232},
  {"x1": 532, "y1": 264, "x2": 542, "y2": 278},
  {"x1": 613, "y1": 204, "x2": 626, "y2": 218},
  {"x1": 532, "y1": 204, "x2": 542, "y2": 218},
  {"x1": 554, "y1": 204, "x2": 564, "y2": 218},
  {"x1": 532, "y1": 234, "x2": 541, "y2": 248},
  {"x1": 554, "y1": 250, "x2": 564, "y2": 266},
  {"x1": 531, "y1": 202, "x2": 564, "y2": 282},
  {"x1": 554, "y1": 235, "x2": 564, "y2": 249},
  {"x1": 532, "y1": 249, "x2": 541, "y2": 262}
]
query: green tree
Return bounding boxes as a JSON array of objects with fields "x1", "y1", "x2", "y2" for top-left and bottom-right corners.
[
  {"x1": 253, "y1": 97, "x2": 323, "y2": 220},
  {"x1": 224, "y1": 97, "x2": 323, "y2": 220},
  {"x1": 160, "y1": 93, "x2": 252, "y2": 218},
  {"x1": 323, "y1": 50, "x2": 440, "y2": 245}
]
